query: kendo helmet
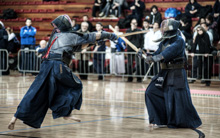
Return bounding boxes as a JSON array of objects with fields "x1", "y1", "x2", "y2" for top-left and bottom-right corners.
[
  {"x1": 51, "y1": 14, "x2": 73, "y2": 32},
  {"x1": 154, "y1": 19, "x2": 180, "y2": 42}
]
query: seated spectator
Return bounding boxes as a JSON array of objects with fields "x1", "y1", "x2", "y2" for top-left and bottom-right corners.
[
  {"x1": 92, "y1": 0, "x2": 105, "y2": 17},
  {"x1": 212, "y1": 0, "x2": 220, "y2": 40},
  {"x1": 206, "y1": 14, "x2": 219, "y2": 42},
  {"x1": 128, "y1": 0, "x2": 145, "y2": 27},
  {"x1": 201, "y1": 23, "x2": 214, "y2": 46},
  {"x1": 192, "y1": 17, "x2": 205, "y2": 41},
  {"x1": 142, "y1": 19, "x2": 150, "y2": 32},
  {"x1": 194, "y1": 17, "x2": 205, "y2": 28},
  {"x1": 179, "y1": 16, "x2": 192, "y2": 40},
  {"x1": 71, "y1": 19, "x2": 80, "y2": 31},
  {"x1": 99, "y1": 0, "x2": 113, "y2": 18},
  {"x1": 82, "y1": 15, "x2": 93, "y2": 32},
  {"x1": 110, "y1": 25, "x2": 126, "y2": 75},
  {"x1": 213, "y1": 0, "x2": 220, "y2": 21},
  {"x1": 185, "y1": 0, "x2": 201, "y2": 18},
  {"x1": 149, "y1": 5, "x2": 162, "y2": 28},
  {"x1": 111, "y1": 0, "x2": 126, "y2": 18}
]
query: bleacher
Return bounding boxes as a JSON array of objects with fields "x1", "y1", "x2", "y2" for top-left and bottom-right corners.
[{"x1": 0, "y1": 0, "x2": 216, "y2": 44}]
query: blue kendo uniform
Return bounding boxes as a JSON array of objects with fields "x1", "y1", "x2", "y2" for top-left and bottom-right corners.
[
  {"x1": 14, "y1": 15, "x2": 117, "y2": 128},
  {"x1": 140, "y1": 19, "x2": 202, "y2": 128}
]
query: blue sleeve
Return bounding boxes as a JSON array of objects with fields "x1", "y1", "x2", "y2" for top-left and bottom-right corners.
[
  {"x1": 26, "y1": 27, "x2": 37, "y2": 37},
  {"x1": 20, "y1": 27, "x2": 28, "y2": 38},
  {"x1": 160, "y1": 37, "x2": 185, "y2": 62}
]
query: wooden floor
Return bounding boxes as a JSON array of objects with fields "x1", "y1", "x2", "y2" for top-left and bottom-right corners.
[{"x1": 0, "y1": 71, "x2": 220, "y2": 138}]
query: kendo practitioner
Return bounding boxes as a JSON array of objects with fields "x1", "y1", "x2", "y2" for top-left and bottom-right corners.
[
  {"x1": 138, "y1": 19, "x2": 202, "y2": 128},
  {"x1": 8, "y1": 15, "x2": 117, "y2": 130}
]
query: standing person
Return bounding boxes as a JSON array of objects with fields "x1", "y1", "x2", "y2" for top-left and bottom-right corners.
[
  {"x1": 149, "y1": 5, "x2": 162, "y2": 28},
  {"x1": 191, "y1": 26, "x2": 212, "y2": 86},
  {"x1": 20, "y1": 18, "x2": 37, "y2": 73},
  {"x1": 110, "y1": 25, "x2": 126, "y2": 75},
  {"x1": 8, "y1": 15, "x2": 117, "y2": 130},
  {"x1": 126, "y1": 18, "x2": 144, "y2": 82},
  {"x1": 77, "y1": 22, "x2": 90, "y2": 80},
  {"x1": 93, "y1": 22, "x2": 106, "y2": 80},
  {"x1": 144, "y1": 22, "x2": 162, "y2": 75},
  {"x1": 185, "y1": 0, "x2": 201, "y2": 18},
  {"x1": 0, "y1": 21, "x2": 9, "y2": 75},
  {"x1": 138, "y1": 19, "x2": 202, "y2": 128}
]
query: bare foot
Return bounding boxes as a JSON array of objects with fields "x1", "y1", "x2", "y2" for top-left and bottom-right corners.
[
  {"x1": 63, "y1": 115, "x2": 81, "y2": 122},
  {"x1": 8, "y1": 117, "x2": 17, "y2": 130},
  {"x1": 148, "y1": 124, "x2": 156, "y2": 127}
]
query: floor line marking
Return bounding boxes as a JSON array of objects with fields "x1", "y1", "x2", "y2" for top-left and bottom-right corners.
[{"x1": 0, "y1": 114, "x2": 145, "y2": 134}]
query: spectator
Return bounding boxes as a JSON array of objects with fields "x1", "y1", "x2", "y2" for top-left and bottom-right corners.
[
  {"x1": 192, "y1": 17, "x2": 205, "y2": 41},
  {"x1": 206, "y1": 14, "x2": 219, "y2": 42},
  {"x1": 149, "y1": 5, "x2": 162, "y2": 28},
  {"x1": 193, "y1": 17, "x2": 205, "y2": 30},
  {"x1": 110, "y1": 25, "x2": 126, "y2": 75},
  {"x1": 99, "y1": 0, "x2": 113, "y2": 18},
  {"x1": 71, "y1": 19, "x2": 80, "y2": 31},
  {"x1": 201, "y1": 23, "x2": 213, "y2": 46},
  {"x1": 93, "y1": 22, "x2": 106, "y2": 80},
  {"x1": 142, "y1": 19, "x2": 150, "y2": 32},
  {"x1": 36, "y1": 40, "x2": 47, "y2": 54},
  {"x1": 92, "y1": 0, "x2": 105, "y2": 17},
  {"x1": 20, "y1": 18, "x2": 37, "y2": 73},
  {"x1": 111, "y1": 0, "x2": 126, "y2": 18},
  {"x1": 6, "y1": 27, "x2": 19, "y2": 54},
  {"x1": 179, "y1": 16, "x2": 192, "y2": 40},
  {"x1": 82, "y1": 15, "x2": 93, "y2": 32},
  {"x1": 213, "y1": 0, "x2": 220, "y2": 21},
  {"x1": 35, "y1": 40, "x2": 47, "y2": 71},
  {"x1": 77, "y1": 22, "x2": 90, "y2": 80},
  {"x1": 126, "y1": 18, "x2": 144, "y2": 82},
  {"x1": 185, "y1": 0, "x2": 201, "y2": 18},
  {"x1": 6, "y1": 27, "x2": 20, "y2": 71},
  {"x1": 191, "y1": 26, "x2": 212, "y2": 86},
  {"x1": 144, "y1": 22, "x2": 162, "y2": 75},
  {"x1": 128, "y1": 0, "x2": 145, "y2": 27},
  {"x1": 213, "y1": 0, "x2": 220, "y2": 40},
  {"x1": 0, "y1": 21, "x2": 9, "y2": 75},
  {"x1": 144, "y1": 22, "x2": 161, "y2": 53}
]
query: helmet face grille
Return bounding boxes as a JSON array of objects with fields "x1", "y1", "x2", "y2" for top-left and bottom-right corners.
[
  {"x1": 51, "y1": 15, "x2": 72, "y2": 32},
  {"x1": 160, "y1": 19, "x2": 180, "y2": 35}
]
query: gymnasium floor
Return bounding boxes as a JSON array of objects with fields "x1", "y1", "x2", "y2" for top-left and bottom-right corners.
[{"x1": 0, "y1": 73, "x2": 220, "y2": 138}]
